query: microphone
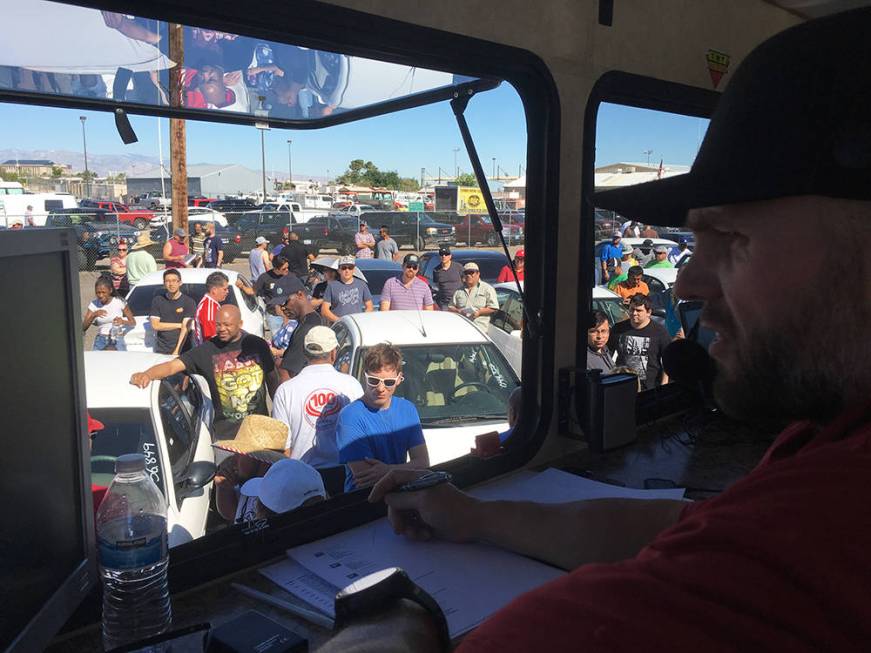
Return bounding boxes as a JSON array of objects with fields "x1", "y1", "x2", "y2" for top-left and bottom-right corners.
[{"x1": 662, "y1": 338, "x2": 717, "y2": 406}]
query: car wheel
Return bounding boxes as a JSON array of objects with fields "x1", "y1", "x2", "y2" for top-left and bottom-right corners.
[
  {"x1": 486, "y1": 233, "x2": 498, "y2": 246},
  {"x1": 416, "y1": 236, "x2": 426, "y2": 251},
  {"x1": 133, "y1": 217, "x2": 148, "y2": 230}
]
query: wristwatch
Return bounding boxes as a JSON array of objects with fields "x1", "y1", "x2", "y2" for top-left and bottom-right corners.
[{"x1": 334, "y1": 567, "x2": 450, "y2": 651}]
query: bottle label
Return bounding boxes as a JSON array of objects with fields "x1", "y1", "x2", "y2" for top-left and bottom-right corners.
[{"x1": 98, "y1": 516, "x2": 168, "y2": 569}]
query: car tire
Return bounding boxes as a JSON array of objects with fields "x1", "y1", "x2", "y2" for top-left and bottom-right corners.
[
  {"x1": 133, "y1": 217, "x2": 148, "y2": 230},
  {"x1": 416, "y1": 236, "x2": 426, "y2": 251},
  {"x1": 486, "y1": 233, "x2": 498, "y2": 246}
]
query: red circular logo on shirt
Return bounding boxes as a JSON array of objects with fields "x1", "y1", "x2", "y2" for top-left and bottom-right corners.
[{"x1": 305, "y1": 388, "x2": 340, "y2": 420}]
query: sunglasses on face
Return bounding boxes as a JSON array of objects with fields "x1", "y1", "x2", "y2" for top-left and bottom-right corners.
[
  {"x1": 405, "y1": 264, "x2": 419, "y2": 270},
  {"x1": 364, "y1": 373, "x2": 401, "y2": 388},
  {"x1": 463, "y1": 270, "x2": 478, "y2": 275},
  {"x1": 339, "y1": 265, "x2": 355, "y2": 271}
]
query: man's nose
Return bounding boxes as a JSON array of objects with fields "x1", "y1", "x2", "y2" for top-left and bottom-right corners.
[{"x1": 674, "y1": 254, "x2": 719, "y2": 302}]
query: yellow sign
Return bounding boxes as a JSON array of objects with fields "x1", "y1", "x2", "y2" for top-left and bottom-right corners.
[{"x1": 458, "y1": 187, "x2": 486, "y2": 213}]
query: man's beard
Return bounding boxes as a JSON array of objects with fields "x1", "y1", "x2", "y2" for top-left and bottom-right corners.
[{"x1": 713, "y1": 291, "x2": 869, "y2": 424}]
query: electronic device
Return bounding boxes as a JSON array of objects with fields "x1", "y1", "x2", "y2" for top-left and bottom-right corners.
[
  {"x1": 559, "y1": 367, "x2": 638, "y2": 451},
  {"x1": 0, "y1": 228, "x2": 96, "y2": 653},
  {"x1": 334, "y1": 567, "x2": 450, "y2": 651}
]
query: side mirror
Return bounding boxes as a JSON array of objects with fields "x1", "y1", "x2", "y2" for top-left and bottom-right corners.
[{"x1": 178, "y1": 461, "x2": 217, "y2": 497}]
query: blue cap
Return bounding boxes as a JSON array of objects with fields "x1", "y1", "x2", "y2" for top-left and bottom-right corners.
[{"x1": 678, "y1": 237, "x2": 688, "y2": 244}]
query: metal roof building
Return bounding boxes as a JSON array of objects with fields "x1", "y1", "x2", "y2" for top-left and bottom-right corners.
[{"x1": 128, "y1": 163, "x2": 278, "y2": 198}]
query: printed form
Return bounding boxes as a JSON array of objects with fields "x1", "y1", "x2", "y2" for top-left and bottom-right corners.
[{"x1": 263, "y1": 468, "x2": 686, "y2": 637}]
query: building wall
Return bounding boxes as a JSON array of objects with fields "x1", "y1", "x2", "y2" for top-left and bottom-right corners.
[{"x1": 126, "y1": 177, "x2": 202, "y2": 198}]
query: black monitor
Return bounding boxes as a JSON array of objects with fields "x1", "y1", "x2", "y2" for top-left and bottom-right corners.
[{"x1": 0, "y1": 228, "x2": 97, "y2": 652}]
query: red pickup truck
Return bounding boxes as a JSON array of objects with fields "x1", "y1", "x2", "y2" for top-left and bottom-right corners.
[
  {"x1": 455, "y1": 213, "x2": 524, "y2": 246},
  {"x1": 81, "y1": 200, "x2": 154, "y2": 229}
]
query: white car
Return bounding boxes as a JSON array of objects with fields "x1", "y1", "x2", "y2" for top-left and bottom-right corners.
[
  {"x1": 594, "y1": 237, "x2": 680, "y2": 285},
  {"x1": 149, "y1": 206, "x2": 229, "y2": 228},
  {"x1": 85, "y1": 351, "x2": 216, "y2": 547},
  {"x1": 123, "y1": 268, "x2": 267, "y2": 352},
  {"x1": 488, "y1": 283, "x2": 630, "y2": 374},
  {"x1": 332, "y1": 311, "x2": 519, "y2": 466}
]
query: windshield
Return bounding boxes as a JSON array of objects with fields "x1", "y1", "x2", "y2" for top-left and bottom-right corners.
[
  {"x1": 89, "y1": 408, "x2": 164, "y2": 495},
  {"x1": 337, "y1": 217, "x2": 357, "y2": 228},
  {"x1": 355, "y1": 343, "x2": 518, "y2": 425},
  {"x1": 361, "y1": 270, "x2": 399, "y2": 295},
  {"x1": 127, "y1": 283, "x2": 238, "y2": 316}
]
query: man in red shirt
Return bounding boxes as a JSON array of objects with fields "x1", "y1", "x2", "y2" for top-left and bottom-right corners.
[
  {"x1": 194, "y1": 271, "x2": 229, "y2": 345},
  {"x1": 317, "y1": 9, "x2": 871, "y2": 653},
  {"x1": 496, "y1": 248, "x2": 524, "y2": 284}
]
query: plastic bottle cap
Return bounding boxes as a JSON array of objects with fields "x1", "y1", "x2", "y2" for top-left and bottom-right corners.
[{"x1": 115, "y1": 453, "x2": 146, "y2": 474}]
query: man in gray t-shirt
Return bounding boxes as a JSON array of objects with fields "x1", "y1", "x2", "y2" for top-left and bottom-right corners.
[
  {"x1": 321, "y1": 256, "x2": 375, "y2": 323},
  {"x1": 433, "y1": 245, "x2": 464, "y2": 308},
  {"x1": 376, "y1": 226, "x2": 399, "y2": 261}
]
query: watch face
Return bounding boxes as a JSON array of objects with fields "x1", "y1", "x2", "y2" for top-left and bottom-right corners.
[{"x1": 338, "y1": 567, "x2": 401, "y2": 597}]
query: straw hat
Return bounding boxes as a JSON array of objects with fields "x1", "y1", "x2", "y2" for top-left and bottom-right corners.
[
  {"x1": 212, "y1": 415, "x2": 289, "y2": 463},
  {"x1": 131, "y1": 231, "x2": 156, "y2": 250}
]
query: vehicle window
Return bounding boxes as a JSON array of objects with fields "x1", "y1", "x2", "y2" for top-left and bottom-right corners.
[
  {"x1": 360, "y1": 269, "x2": 400, "y2": 295},
  {"x1": 498, "y1": 295, "x2": 524, "y2": 333},
  {"x1": 333, "y1": 323, "x2": 354, "y2": 374},
  {"x1": 89, "y1": 408, "x2": 164, "y2": 497},
  {"x1": 236, "y1": 277, "x2": 259, "y2": 312},
  {"x1": 166, "y1": 372, "x2": 202, "y2": 427},
  {"x1": 419, "y1": 253, "x2": 438, "y2": 281},
  {"x1": 309, "y1": 216, "x2": 325, "y2": 225},
  {"x1": 158, "y1": 380, "x2": 197, "y2": 482},
  {"x1": 127, "y1": 283, "x2": 239, "y2": 316},
  {"x1": 593, "y1": 298, "x2": 630, "y2": 326},
  {"x1": 355, "y1": 344, "x2": 518, "y2": 425}
]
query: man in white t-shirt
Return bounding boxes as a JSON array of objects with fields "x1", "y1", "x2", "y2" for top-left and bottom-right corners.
[{"x1": 271, "y1": 326, "x2": 363, "y2": 466}]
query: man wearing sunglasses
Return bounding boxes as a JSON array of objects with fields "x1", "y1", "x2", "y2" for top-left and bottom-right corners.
[
  {"x1": 322, "y1": 255, "x2": 374, "y2": 323},
  {"x1": 432, "y1": 245, "x2": 463, "y2": 310},
  {"x1": 448, "y1": 261, "x2": 499, "y2": 330},
  {"x1": 380, "y1": 254, "x2": 434, "y2": 311},
  {"x1": 335, "y1": 343, "x2": 429, "y2": 492}
]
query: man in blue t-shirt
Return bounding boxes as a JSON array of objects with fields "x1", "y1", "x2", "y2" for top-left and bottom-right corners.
[
  {"x1": 336, "y1": 343, "x2": 430, "y2": 492},
  {"x1": 599, "y1": 231, "x2": 624, "y2": 285},
  {"x1": 321, "y1": 255, "x2": 374, "y2": 323}
]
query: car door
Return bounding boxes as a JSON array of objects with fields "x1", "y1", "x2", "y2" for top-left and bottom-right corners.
[{"x1": 158, "y1": 374, "x2": 213, "y2": 545}]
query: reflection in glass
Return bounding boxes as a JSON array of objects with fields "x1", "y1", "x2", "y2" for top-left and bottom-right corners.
[{"x1": 0, "y1": 1, "x2": 480, "y2": 121}]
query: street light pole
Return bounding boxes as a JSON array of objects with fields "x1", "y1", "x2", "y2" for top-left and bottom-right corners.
[
  {"x1": 79, "y1": 116, "x2": 89, "y2": 198},
  {"x1": 260, "y1": 130, "x2": 267, "y2": 203},
  {"x1": 287, "y1": 138, "x2": 294, "y2": 192},
  {"x1": 492, "y1": 157, "x2": 496, "y2": 180},
  {"x1": 453, "y1": 147, "x2": 459, "y2": 178}
]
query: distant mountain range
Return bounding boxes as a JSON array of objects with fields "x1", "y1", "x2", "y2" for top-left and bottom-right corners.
[{"x1": 0, "y1": 149, "x2": 160, "y2": 177}]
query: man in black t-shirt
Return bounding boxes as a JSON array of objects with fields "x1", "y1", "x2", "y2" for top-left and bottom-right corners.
[
  {"x1": 203, "y1": 223, "x2": 224, "y2": 268},
  {"x1": 130, "y1": 304, "x2": 279, "y2": 438},
  {"x1": 609, "y1": 294, "x2": 672, "y2": 391},
  {"x1": 238, "y1": 254, "x2": 291, "y2": 335},
  {"x1": 433, "y1": 246, "x2": 463, "y2": 309},
  {"x1": 282, "y1": 231, "x2": 315, "y2": 278},
  {"x1": 276, "y1": 274, "x2": 325, "y2": 382},
  {"x1": 149, "y1": 268, "x2": 197, "y2": 354}
]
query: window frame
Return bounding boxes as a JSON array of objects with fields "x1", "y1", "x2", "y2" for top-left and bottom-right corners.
[
  {"x1": 44, "y1": 0, "x2": 559, "y2": 607},
  {"x1": 578, "y1": 71, "x2": 719, "y2": 422}
]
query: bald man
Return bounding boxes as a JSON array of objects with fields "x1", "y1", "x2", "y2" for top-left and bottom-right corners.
[{"x1": 131, "y1": 304, "x2": 279, "y2": 438}]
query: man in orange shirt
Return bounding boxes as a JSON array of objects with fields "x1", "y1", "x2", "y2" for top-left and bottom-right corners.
[{"x1": 613, "y1": 266, "x2": 648, "y2": 302}]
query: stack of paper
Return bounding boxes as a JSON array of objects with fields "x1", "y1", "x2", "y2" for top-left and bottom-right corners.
[{"x1": 260, "y1": 468, "x2": 685, "y2": 637}]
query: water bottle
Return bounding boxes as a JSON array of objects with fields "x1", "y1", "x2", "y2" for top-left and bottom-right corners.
[
  {"x1": 254, "y1": 43, "x2": 275, "y2": 93},
  {"x1": 96, "y1": 454, "x2": 172, "y2": 650}
]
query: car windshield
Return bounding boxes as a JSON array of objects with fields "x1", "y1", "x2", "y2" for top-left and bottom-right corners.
[
  {"x1": 356, "y1": 343, "x2": 518, "y2": 425},
  {"x1": 48, "y1": 213, "x2": 89, "y2": 226},
  {"x1": 89, "y1": 407, "x2": 164, "y2": 496},
  {"x1": 360, "y1": 269, "x2": 400, "y2": 295},
  {"x1": 127, "y1": 283, "x2": 239, "y2": 316},
  {"x1": 452, "y1": 255, "x2": 507, "y2": 281},
  {"x1": 338, "y1": 217, "x2": 357, "y2": 228},
  {"x1": 594, "y1": 297, "x2": 630, "y2": 325}
]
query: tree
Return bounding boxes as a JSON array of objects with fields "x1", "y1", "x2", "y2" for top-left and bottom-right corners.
[
  {"x1": 336, "y1": 159, "x2": 415, "y2": 191},
  {"x1": 51, "y1": 166, "x2": 65, "y2": 178},
  {"x1": 398, "y1": 177, "x2": 420, "y2": 192},
  {"x1": 76, "y1": 170, "x2": 97, "y2": 181},
  {"x1": 0, "y1": 171, "x2": 20, "y2": 183},
  {"x1": 455, "y1": 172, "x2": 478, "y2": 187}
]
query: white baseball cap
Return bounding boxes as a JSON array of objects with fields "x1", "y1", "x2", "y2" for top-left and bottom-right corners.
[
  {"x1": 255, "y1": 236, "x2": 269, "y2": 245},
  {"x1": 240, "y1": 459, "x2": 326, "y2": 514},
  {"x1": 304, "y1": 326, "x2": 338, "y2": 355}
]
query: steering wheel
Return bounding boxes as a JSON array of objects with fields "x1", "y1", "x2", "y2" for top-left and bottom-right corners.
[{"x1": 448, "y1": 382, "x2": 493, "y2": 402}]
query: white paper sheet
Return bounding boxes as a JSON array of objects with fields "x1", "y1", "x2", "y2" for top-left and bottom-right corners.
[{"x1": 259, "y1": 557, "x2": 340, "y2": 617}]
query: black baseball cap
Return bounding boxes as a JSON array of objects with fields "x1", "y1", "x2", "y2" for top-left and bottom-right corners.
[
  {"x1": 595, "y1": 9, "x2": 871, "y2": 226},
  {"x1": 439, "y1": 245, "x2": 451, "y2": 255},
  {"x1": 266, "y1": 274, "x2": 306, "y2": 306},
  {"x1": 403, "y1": 253, "x2": 420, "y2": 266}
]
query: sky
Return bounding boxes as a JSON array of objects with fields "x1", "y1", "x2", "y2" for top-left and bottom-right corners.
[{"x1": 0, "y1": 88, "x2": 709, "y2": 182}]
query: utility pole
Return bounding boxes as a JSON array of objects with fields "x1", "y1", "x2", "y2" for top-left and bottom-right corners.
[
  {"x1": 261, "y1": 130, "x2": 267, "y2": 202},
  {"x1": 452, "y1": 147, "x2": 459, "y2": 178},
  {"x1": 643, "y1": 149, "x2": 653, "y2": 166},
  {"x1": 168, "y1": 23, "x2": 188, "y2": 235},
  {"x1": 79, "y1": 116, "x2": 89, "y2": 198},
  {"x1": 420, "y1": 167, "x2": 425, "y2": 188},
  {"x1": 287, "y1": 138, "x2": 295, "y2": 192},
  {"x1": 492, "y1": 157, "x2": 496, "y2": 180}
]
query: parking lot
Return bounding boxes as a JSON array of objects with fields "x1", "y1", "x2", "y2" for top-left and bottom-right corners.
[{"x1": 78, "y1": 244, "x2": 522, "y2": 350}]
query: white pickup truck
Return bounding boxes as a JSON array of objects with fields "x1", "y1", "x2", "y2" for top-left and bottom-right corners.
[
  {"x1": 131, "y1": 191, "x2": 171, "y2": 210},
  {"x1": 240, "y1": 201, "x2": 325, "y2": 224}
]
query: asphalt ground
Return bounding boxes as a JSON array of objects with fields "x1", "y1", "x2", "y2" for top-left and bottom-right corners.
[{"x1": 78, "y1": 244, "x2": 523, "y2": 350}]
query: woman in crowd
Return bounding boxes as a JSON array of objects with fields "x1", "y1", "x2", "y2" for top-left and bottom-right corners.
[
  {"x1": 83, "y1": 276, "x2": 135, "y2": 350},
  {"x1": 109, "y1": 242, "x2": 130, "y2": 294}
]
